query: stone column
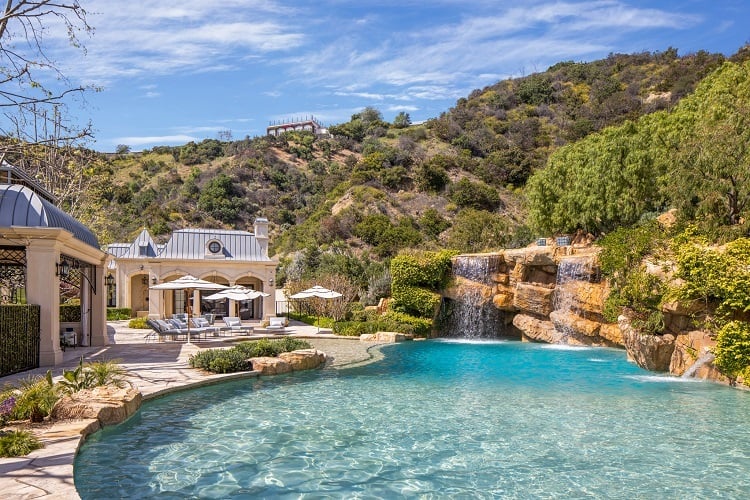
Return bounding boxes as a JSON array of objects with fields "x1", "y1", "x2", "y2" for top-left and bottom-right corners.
[
  {"x1": 90, "y1": 264, "x2": 108, "y2": 346},
  {"x1": 25, "y1": 239, "x2": 63, "y2": 366}
]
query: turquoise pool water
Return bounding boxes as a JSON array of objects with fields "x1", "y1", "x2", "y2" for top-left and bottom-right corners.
[{"x1": 75, "y1": 340, "x2": 750, "y2": 498}]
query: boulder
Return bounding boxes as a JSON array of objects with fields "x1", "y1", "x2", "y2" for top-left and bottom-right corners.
[
  {"x1": 557, "y1": 281, "x2": 608, "y2": 316},
  {"x1": 598, "y1": 323, "x2": 623, "y2": 345},
  {"x1": 51, "y1": 386, "x2": 141, "y2": 426},
  {"x1": 278, "y1": 349, "x2": 327, "y2": 371},
  {"x1": 514, "y1": 283, "x2": 554, "y2": 316},
  {"x1": 618, "y1": 315, "x2": 675, "y2": 371},
  {"x1": 670, "y1": 331, "x2": 723, "y2": 380},
  {"x1": 250, "y1": 356, "x2": 292, "y2": 375},
  {"x1": 442, "y1": 277, "x2": 495, "y2": 303},
  {"x1": 549, "y1": 310, "x2": 600, "y2": 337},
  {"x1": 512, "y1": 313, "x2": 564, "y2": 344},
  {"x1": 523, "y1": 247, "x2": 557, "y2": 267},
  {"x1": 492, "y1": 286, "x2": 515, "y2": 311},
  {"x1": 359, "y1": 332, "x2": 412, "y2": 343}
]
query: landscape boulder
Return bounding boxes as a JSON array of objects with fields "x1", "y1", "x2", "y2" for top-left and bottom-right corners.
[
  {"x1": 250, "y1": 356, "x2": 292, "y2": 375},
  {"x1": 512, "y1": 313, "x2": 564, "y2": 344},
  {"x1": 51, "y1": 386, "x2": 141, "y2": 426},
  {"x1": 360, "y1": 332, "x2": 413, "y2": 343},
  {"x1": 619, "y1": 315, "x2": 675, "y2": 371},
  {"x1": 279, "y1": 349, "x2": 327, "y2": 370}
]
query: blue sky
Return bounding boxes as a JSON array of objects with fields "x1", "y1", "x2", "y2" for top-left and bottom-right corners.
[{"x1": 46, "y1": 1, "x2": 750, "y2": 152}]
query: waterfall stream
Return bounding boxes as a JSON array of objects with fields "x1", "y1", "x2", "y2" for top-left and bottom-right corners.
[
  {"x1": 441, "y1": 255, "x2": 507, "y2": 338},
  {"x1": 552, "y1": 257, "x2": 597, "y2": 341},
  {"x1": 681, "y1": 351, "x2": 716, "y2": 379}
]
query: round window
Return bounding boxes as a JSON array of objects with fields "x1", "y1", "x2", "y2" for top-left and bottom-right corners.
[{"x1": 208, "y1": 241, "x2": 222, "y2": 254}]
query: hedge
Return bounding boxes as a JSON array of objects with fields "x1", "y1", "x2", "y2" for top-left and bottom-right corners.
[
  {"x1": 390, "y1": 249, "x2": 456, "y2": 319},
  {"x1": 0, "y1": 305, "x2": 40, "y2": 377},
  {"x1": 59, "y1": 304, "x2": 81, "y2": 322},
  {"x1": 107, "y1": 308, "x2": 132, "y2": 320}
]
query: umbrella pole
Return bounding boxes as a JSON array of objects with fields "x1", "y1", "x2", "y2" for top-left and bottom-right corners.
[{"x1": 186, "y1": 288, "x2": 192, "y2": 345}]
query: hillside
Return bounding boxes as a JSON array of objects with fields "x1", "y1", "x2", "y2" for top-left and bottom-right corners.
[{"x1": 64, "y1": 46, "x2": 746, "y2": 291}]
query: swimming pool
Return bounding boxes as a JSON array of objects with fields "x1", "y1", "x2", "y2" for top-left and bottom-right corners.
[{"x1": 75, "y1": 340, "x2": 750, "y2": 498}]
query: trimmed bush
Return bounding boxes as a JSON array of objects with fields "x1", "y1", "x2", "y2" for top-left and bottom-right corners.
[
  {"x1": 128, "y1": 317, "x2": 149, "y2": 329},
  {"x1": 59, "y1": 304, "x2": 81, "y2": 322},
  {"x1": 189, "y1": 338, "x2": 312, "y2": 374},
  {"x1": 381, "y1": 311, "x2": 433, "y2": 337},
  {"x1": 390, "y1": 250, "x2": 457, "y2": 320},
  {"x1": 107, "y1": 308, "x2": 132, "y2": 320},
  {"x1": 0, "y1": 304, "x2": 40, "y2": 377}
]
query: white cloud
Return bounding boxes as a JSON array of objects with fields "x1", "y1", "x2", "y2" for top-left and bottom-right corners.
[
  {"x1": 387, "y1": 105, "x2": 419, "y2": 112},
  {"x1": 52, "y1": 1, "x2": 306, "y2": 85},
  {"x1": 114, "y1": 134, "x2": 198, "y2": 146}
]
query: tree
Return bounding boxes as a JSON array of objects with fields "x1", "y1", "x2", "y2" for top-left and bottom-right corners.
[
  {"x1": 448, "y1": 178, "x2": 502, "y2": 211},
  {"x1": 446, "y1": 209, "x2": 511, "y2": 253},
  {"x1": 0, "y1": 1, "x2": 95, "y2": 215},
  {"x1": 392, "y1": 111, "x2": 411, "y2": 128},
  {"x1": 116, "y1": 144, "x2": 131, "y2": 155},
  {"x1": 662, "y1": 61, "x2": 750, "y2": 227},
  {"x1": 0, "y1": 1, "x2": 93, "y2": 143}
]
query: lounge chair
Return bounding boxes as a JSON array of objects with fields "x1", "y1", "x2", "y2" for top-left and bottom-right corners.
[
  {"x1": 265, "y1": 316, "x2": 286, "y2": 333},
  {"x1": 148, "y1": 319, "x2": 187, "y2": 341},
  {"x1": 223, "y1": 316, "x2": 253, "y2": 335},
  {"x1": 190, "y1": 317, "x2": 218, "y2": 337}
]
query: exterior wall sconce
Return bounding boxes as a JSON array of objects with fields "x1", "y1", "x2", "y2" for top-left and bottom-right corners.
[
  {"x1": 151, "y1": 276, "x2": 158, "y2": 285},
  {"x1": 56, "y1": 261, "x2": 70, "y2": 278},
  {"x1": 105, "y1": 274, "x2": 115, "y2": 287}
]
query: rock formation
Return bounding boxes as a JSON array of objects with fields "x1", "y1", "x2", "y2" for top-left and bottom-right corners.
[
  {"x1": 51, "y1": 386, "x2": 142, "y2": 426},
  {"x1": 250, "y1": 349, "x2": 326, "y2": 375},
  {"x1": 442, "y1": 242, "x2": 728, "y2": 383}
]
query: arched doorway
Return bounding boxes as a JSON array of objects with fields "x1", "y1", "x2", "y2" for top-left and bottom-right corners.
[{"x1": 129, "y1": 273, "x2": 150, "y2": 316}]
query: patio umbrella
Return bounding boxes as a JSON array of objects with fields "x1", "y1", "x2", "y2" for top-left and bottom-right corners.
[
  {"x1": 204, "y1": 285, "x2": 270, "y2": 301},
  {"x1": 204, "y1": 285, "x2": 270, "y2": 317},
  {"x1": 150, "y1": 275, "x2": 227, "y2": 343},
  {"x1": 289, "y1": 285, "x2": 342, "y2": 332}
]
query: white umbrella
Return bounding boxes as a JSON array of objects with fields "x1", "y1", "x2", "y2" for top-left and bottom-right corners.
[
  {"x1": 204, "y1": 285, "x2": 270, "y2": 301},
  {"x1": 289, "y1": 285, "x2": 342, "y2": 332},
  {"x1": 204, "y1": 285, "x2": 270, "y2": 318},
  {"x1": 150, "y1": 275, "x2": 227, "y2": 343}
]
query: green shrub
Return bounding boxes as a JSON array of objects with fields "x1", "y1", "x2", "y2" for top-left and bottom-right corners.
[
  {"x1": 209, "y1": 350, "x2": 251, "y2": 374},
  {"x1": 390, "y1": 250, "x2": 456, "y2": 319},
  {"x1": 332, "y1": 321, "x2": 373, "y2": 336},
  {"x1": 107, "y1": 308, "x2": 132, "y2": 320},
  {"x1": 59, "y1": 304, "x2": 81, "y2": 322},
  {"x1": 128, "y1": 317, "x2": 149, "y2": 329},
  {"x1": 0, "y1": 430, "x2": 43, "y2": 457},
  {"x1": 12, "y1": 373, "x2": 58, "y2": 423},
  {"x1": 87, "y1": 360, "x2": 128, "y2": 388},
  {"x1": 599, "y1": 222, "x2": 667, "y2": 334},
  {"x1": 275, "y1": 337, "x2": 312, "y2": 352},
  {"x1": 57, "y1": 358, "x2": 96, "y2": 395},
  {"x1": 190, "y1": 339, "x2": 312, "y2": 374},
  {"x1": 448, "y1": 178, "x2": 501, "y2": 211},
  {"x1": 381, "y1": 311, "x2": 433, "y2": 337},
  {"x1": 188, "y1": 349, "x2": 223, "y2": 371},
  {"x1": 714, "y1": 321, "x2": 750, "y2": 382}
]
